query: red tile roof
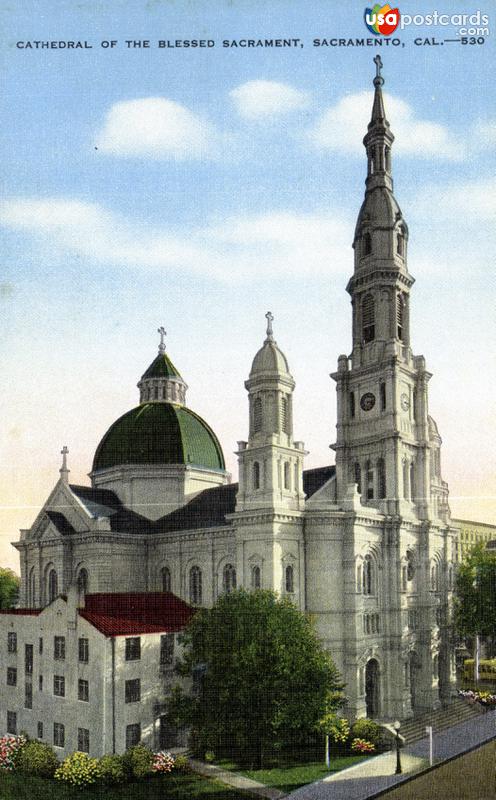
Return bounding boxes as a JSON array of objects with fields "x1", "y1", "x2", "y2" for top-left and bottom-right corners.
[{"x1": 79, "y1": 592, "x2": 194, "y2": 636}]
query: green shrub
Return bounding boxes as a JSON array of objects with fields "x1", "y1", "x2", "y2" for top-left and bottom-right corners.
[
  {"x1": 173, "y1": 754, "x2": 191, "y2": 772},
  {"x1": 98, "y1": 753, "x2": 126, "y2": 784},
  {"x1": 122, "y1": 744, "x2": 154, "y2": 779},
  {"x1": 204, "y1": 750, "x2": 216, "y2": 763},
  {"x1": 16, "y1": 740, "x2": 59, "y2": 778},
  {"x1": 351, "y1": 719, "x2": 382, "y2": 746},
  {"x1": 55, "y1": 751, "x2": 100, "y2": 788}
]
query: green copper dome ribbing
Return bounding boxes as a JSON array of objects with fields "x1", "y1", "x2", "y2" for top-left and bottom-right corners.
[
  {"x1": 141, "y1": 353, "x2": 182, "y2": 380},
  {"x1": 93, "y1": 403, "x2": 225, "y2": 472}
]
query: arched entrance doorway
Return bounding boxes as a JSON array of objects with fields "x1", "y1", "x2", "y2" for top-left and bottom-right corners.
[{"x1": 365, "y1": 659, "x2": 380, "y2": 717}]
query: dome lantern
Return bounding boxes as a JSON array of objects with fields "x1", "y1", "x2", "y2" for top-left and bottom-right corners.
[{"x1": 137, "y1": 327, "x2": 188, "y2": 405}]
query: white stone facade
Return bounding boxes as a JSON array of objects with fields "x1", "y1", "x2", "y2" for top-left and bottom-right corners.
[{"x1": 8, "y1": 63, "x2": 459, "y2": 738}]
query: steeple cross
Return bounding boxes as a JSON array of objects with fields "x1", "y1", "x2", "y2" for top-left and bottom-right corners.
[
  {"x1": 158, "y1": 326, "x2": 167, "y2": 354},
  {"x1": 265, "y1": 311, "x2": 274, "y2": 341},
  {"x1": 373, "y1": 55, "x2": 384, "y2": 87}
]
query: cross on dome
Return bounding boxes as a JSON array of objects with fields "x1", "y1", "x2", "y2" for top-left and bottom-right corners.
[
  {"x1": 265, "y1": 311, "x2": 274, "y2": 342},
  {"x1": 158, "y1": 326, "x2": 167, "y2": 354}
]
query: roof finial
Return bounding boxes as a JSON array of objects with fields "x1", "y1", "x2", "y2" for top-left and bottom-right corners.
[
  {"x1": 157, "y1": 326, "x2": 166, "y2": 354},
  {"x1": 373, "y1": 55, "x2": 384, "y2": 88},
  {"x1": 265, "y1": 311, "x2": 274, "y2": 342},
  {"x1": 59, "y1": 445, "x2": 69, "y2": 483}
]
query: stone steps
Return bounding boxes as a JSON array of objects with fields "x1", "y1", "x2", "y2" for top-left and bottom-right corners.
[{"x1": 398, "y1": 697, "x2": 484, "y2": 745}]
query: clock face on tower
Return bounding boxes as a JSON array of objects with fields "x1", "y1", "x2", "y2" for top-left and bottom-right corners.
[
  {"x1": 400, "y1": 393, "x2": 410, "y2": 411},
  {"x1": 360, "y1": 392, "x2": 376, "y2": 411}
]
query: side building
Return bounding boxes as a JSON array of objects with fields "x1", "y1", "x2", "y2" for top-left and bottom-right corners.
[
  {"x1": 0, "y1": 588, "x2": 192, "y2": 757},
  {"x1": 451, "y1": 518, "x2": 496, "y2": 561}
]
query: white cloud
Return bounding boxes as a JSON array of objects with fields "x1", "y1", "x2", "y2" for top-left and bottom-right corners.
[
  {"x1": 94, "y1": 97, "x2": 215, "y2": 159},
  {"x1": 230, "y1": 80, "x2": 309, "y2": 120},
  {"x1": 310, "y1": 91, "x2": 462, "y2": 159},
  {"x1": 409, "y1": 178, "x2": 496, "y2": 222},
  {"x1": 0, "y1": 197, "x2": 352, "y2": 282},
  {"x1": 473, "y1": 119, "x2": 496, "y2": 147}
]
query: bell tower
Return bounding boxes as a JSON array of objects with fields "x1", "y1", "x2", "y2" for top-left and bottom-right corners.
[{"x1": 332, "y1": 57, "x2": 445, "y2": 522}]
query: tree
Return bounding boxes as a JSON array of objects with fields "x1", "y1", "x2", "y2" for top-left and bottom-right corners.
[
  {"x1": 170, "y1": 589, "x2": 345, "y2": 768},
  {"x1": 454, "y1": 546, "x2": 496, "y2": 656},
  {"x1": 0, "y1": 567, "x2": 20, "y2": 609}
]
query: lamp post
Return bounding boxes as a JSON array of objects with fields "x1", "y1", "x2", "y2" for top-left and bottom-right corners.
[{"x1": 393, "y1": 720, "x2": 402, "y2": 774}]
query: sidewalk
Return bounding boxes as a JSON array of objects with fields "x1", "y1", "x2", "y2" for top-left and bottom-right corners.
[
  {"x1": 189, "y1": 758, "x2": 286, "y2": 799},
  {"x1": 285, "y1": 709, "x2": 496, "y2": 800}
]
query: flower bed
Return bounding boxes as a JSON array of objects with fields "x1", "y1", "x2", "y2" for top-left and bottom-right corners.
[{"x1": 458, "y1": 688, "x2": 496, "y2": 707}]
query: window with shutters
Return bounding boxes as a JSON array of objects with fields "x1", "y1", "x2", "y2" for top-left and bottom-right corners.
[
  {"x1": 377, "y1": 458, "x2": 386, "y2": 499},
  {"x1": 363, "y1": 232, "x2": 372, "y2": 256},
  {"x1": 253, "y1": 397, "x2": 262, "y2": 433},
  {"x1": 280, "y1": 396, "x2": 290, "y2": 434},
  {"x1": 253, "y1": 461, "x2": 260, "y2": 490},
  {"x1": 397, "y1": 294, "x2": 404, "y2": 340},
  {"x1": 362, "y1": 294, "x2": 375, "y2": 342}
]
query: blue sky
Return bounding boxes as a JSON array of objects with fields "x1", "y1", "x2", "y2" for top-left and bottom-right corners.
[{"x1": 0, "y1": 1, "x2": 495, "y2": 569}]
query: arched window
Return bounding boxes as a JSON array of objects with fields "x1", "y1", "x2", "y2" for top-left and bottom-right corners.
[
  {"x1": 253, "y1": 397, "x2": 262, "y2": 434},
  {"x1": 189, "y1": 566, "x2": 202, "y2": 605},
  {"x1": 403, "y1": 461, "x2": 409, "y2": 500},
  {"x1": 401, "y1": 566, "x2": 408, "y2": 591},
  {"x1": 223, "y1": 564, "x2": 236, "y2": 594},
  {"x1": 77, "y1": 568, "x2": 88, "y2": 595},
  {"x1": 431, "y1": 565, "x2": 436, "y2": 592},
  {"x1": 161, "y1": 567, "x2": 171, "y2": 593},
  {"x1": 385, "y1": 146, "x2": 391, "y2": 172},
  {"x1": 280, "y1": 396, "x2": 290, "y2": 434},
  {"x1": 396, "y1": 294, "x2": 404, "y2": 340},
  {"x1": 48, "y1": 569, "x2": 58, "y2": 603},
  {"x1": 410, "y1": 461, "x2": 415, "y2": 501},
  {"x1": 356, "y1": 563, "x2": 362, "y2": 593},
  {"x1": 284, "y1": 462, "x2": 290, "y2": 490},
  {"x1": 251, "y1": 565, "x2": 261, "y2": 590},
  {"x1": 354, "y1": 462, "x2": 362, "y2": 494},
  {"x1": 349, "y1": 392, "x2": 355, "y2": 418},
  {"x1": 365, "y1": 460, "x2": 374, "y2": 500},
  {"x1": 380, "y1": 382, "x2": 386, "y2": 411},
  {"x1": 397, "y1": 232, "x2": 405, "y2": 256},
  {"x1": 154, "y1": 385, "x2": 159, "y2": 399},
  {"x1": 363, "y1": 556, "x2": 374, "y2": 595},
  {"x1": 362, "y1": 294, "x2": 375, "y2": 343},
  {"x1": 363, "y1": 232, "x2": 372, "y2": 256},
  {"x1": 377, "y1": 458, "x2": 386, "y2": 499},
  {"x1": 285, "y1": 564, "x2": 294, "y2": 593},
  {"x1": 253, "y1": 461, "x2": 260, "y2": 490},
  {"x1": 28, "y1": 567, "x2": 36, "y2": 607}
]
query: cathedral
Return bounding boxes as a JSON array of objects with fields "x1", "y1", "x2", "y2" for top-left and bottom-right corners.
[{"x1": 13, "y1": 59, "x2": 458, "y2": 722}]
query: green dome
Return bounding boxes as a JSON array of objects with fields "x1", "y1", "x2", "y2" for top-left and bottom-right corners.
[{"x1": 93, "y1": 403, "x2": 225, "y2": 472}]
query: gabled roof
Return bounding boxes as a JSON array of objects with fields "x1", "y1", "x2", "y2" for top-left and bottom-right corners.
[
  {"x1": 303, "y1": 466, "x2": 336, "y2": 498},
  {"x1": 155, "y1": 483, "x2": 238, "y2": 533},
  {"x1": 60, "y1": 466, "x2": 336, "y2": 537},
  {"x1": 46, "y1": 511, "x2": 77, "y2": 536},
  {"x1": 79, "y1": 592, "x2": 194, "y2": 636}
]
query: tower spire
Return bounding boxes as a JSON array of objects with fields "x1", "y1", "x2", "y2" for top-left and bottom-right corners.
[{"x1": 363, "y1": 56, "x2": 394, "y2": 191}]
